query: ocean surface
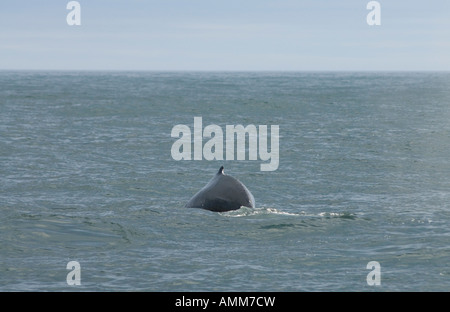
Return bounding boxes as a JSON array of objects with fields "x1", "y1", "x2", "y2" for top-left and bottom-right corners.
[{"x1": 1, "y1": 71, "x2": 449, "y2": 291}]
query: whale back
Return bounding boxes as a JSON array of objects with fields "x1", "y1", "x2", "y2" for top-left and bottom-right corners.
[{"x1": 185, "y1": 166, "x2": 255, "y2": 212}]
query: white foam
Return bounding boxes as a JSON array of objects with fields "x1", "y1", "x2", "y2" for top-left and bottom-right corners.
[
  {"x1": 221, "y1": 207, "x2": 356, "y2": 219},
  {"x1": 220, "y1": 207, "x2": 303, "y2": 217}
]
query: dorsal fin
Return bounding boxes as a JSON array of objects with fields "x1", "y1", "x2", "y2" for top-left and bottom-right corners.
[{"x1": 218, "y1": 166, "x2": 224, "y2": 174}]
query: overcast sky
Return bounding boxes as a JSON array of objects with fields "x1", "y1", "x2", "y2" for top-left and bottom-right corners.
[{"x1": 1, "y1": 0, "x2": 449, "y2": 71}]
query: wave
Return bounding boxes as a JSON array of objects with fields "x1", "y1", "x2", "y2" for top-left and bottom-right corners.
[{"x1": 220, "y1": 206, "x2": 357, "y2": 219}]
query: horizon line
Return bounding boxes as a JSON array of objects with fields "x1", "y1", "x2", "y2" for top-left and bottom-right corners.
[{"x1": 1, "y1": 69, "x2": 450, "y2": 73}]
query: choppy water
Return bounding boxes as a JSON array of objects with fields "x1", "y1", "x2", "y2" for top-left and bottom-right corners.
[{"x1": 1, "y1": 71, "x2": 449, "y2": 291}]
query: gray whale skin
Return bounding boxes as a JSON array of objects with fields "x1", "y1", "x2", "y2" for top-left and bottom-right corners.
[{"x1": 185, "y1": 166, "x2": 255, "y2": 212}]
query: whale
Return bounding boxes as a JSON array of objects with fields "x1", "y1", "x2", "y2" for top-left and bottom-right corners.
[{"x1": 185, "y1": 166, "x2": 255, "y2": 212}]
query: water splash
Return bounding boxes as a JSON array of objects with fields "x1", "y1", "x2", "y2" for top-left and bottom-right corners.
[{"x1": 220, "y1": 206, "x2": 357, "y2": 219}]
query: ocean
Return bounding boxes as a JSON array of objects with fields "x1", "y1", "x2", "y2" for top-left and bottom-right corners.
[{"x1": 1, "y1": 71, "x2": 449, "y2": 291}]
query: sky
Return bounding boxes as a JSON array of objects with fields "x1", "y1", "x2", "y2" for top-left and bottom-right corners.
[{"x1": 0, "y1": 0, "x2": 449, "y2": 71}]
